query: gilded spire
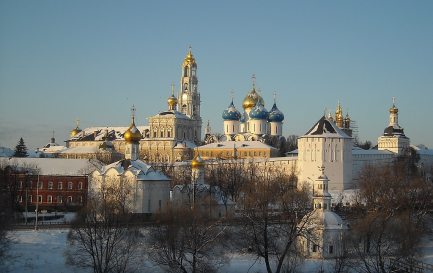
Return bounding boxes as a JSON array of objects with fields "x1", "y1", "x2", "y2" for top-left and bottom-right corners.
[{"x1": 130, "y1": 104, "x2": 136, "y2": 125}]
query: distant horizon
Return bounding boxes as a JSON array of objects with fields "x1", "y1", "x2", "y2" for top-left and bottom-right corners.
[{"x1": 1, "y1": 1, "x2": 432, "y2": 150}]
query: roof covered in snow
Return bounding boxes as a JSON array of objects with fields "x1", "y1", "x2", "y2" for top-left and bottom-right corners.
[
  {"x1": 98, "y1": 159, "x2": 170, "y2": 181},
  {"x1": 152, "y1": 110, "x2": 190, "y2": 120},
  {"x1": 302, "y1": 116, "x2": 351, "y2": 139},
  {"x1": 2, "y1": 158, "x2": 101, "y2": 176},
  {"x1": 69, "y1": 126, "x2": 149, "y2": 141},
  {"x1": 173, "y1": 141, "x2": 197, "y2": 149}
]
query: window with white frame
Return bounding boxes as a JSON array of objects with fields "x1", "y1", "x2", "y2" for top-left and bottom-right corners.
[
  {"x1": 47, "y1": 195, "x2": 52, "y2": 203},
  {"x1": 48, "y1": 181, "x2": 53, "y2": 190},
  {"x1": 57, "y1": 196, "x2": 63, "y2": 203},
  {"x1": 37, "y1": 195, "x2": 42, "y2": 203},
  {"x1": 68, "y1": 182, "x2": 73, "y2": 190},
  {"x1": 78, "y1": 182, "x2": 83, "y2": 190}
]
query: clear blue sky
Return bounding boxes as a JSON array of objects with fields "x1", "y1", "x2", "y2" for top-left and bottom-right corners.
[{"x1": 1, "y1": 0, "x2": 432, "y2": 150}]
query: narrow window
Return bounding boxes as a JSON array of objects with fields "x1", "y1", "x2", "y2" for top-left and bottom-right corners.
[
  {"x1": 37, "y1": 195, "x2": 42, "y2": 203},
  {"x1": 78, "y1": 182, "x2": 83, "y2": 190},
  {"x1": 67, "y1": 196, "x2": 73, "y2": 203},
  {"x1": 57, "y1": 196, "x2": 63, "y2": 203},
  {"x1": 329, "y1": 245, "x2": 334, "y2": 254},
  {"x1": 47, "y1": 195, "x2": 52, "y2": 203},
  {"x1": 58, "y1": 182, "x2": 63, "y2": 190},
  {"x1": 48, "y1": 181, "x2": 53, "y2": 190},
  {"x1": 68, "y1": 182, "x2": 73, "y2": 190}
]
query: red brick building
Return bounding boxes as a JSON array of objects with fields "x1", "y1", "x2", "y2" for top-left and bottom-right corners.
[{"x1": 3, "y1": 158, "x2": 100, "y2": 211}]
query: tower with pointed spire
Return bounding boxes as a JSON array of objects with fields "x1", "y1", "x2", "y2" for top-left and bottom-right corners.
[
  {"x1": 178, "y1": 47, "x2": 202, "y2": 142},
  {"x1": 378, "y1": 98, "x2": 410, "y2": 155},
  {"x1": 298, "y1": 166, "x2": 348, "y2": 259}
]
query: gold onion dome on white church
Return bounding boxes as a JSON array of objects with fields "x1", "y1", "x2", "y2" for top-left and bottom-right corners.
[
  {"x1": 242, "y1": 88, "x2": 264, "y2": 110},
  {"x1": 191, "y1": 154, "x2": 205, "y2": 168},
  {"x1": 124, "y1": 107, "x2": 142, "y2": 143}
]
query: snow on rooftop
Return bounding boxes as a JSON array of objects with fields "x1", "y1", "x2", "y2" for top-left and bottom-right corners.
[
  {"x1": 69, "y1": 126, "x2": 149, "y2": 141},
  {"x1": 99, "y1": 159, "x2": 170, "y2": 181},
  {"x1": 302, "y1": 116, "x2": 351, "y2": 139},
  {"x1": 153, "y1": 110, "x2": 190, "y2": 119},
  {"x1": 3, "y1": 158, "x2": 100, "y2": 176}
]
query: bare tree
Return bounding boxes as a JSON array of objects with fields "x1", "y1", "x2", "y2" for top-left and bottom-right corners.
[
  {"x1": 285, "y1": 135, "x2": 298, "y2": 153},
  {"x1": 238, "y1": 164, "x2": 311, "y2": 273},
  {"x1": 148, "y1": 206, "x2": 227, "y2": 273},
  {"x1": 205, "y1": 158, "x2": 246, "y2": 215},
  {"x1": 347, "y1": 162, "x2": 433, "y2": 273},
  {"x1": 65, "y1": 176, "x2": 142, "y2": 273}
]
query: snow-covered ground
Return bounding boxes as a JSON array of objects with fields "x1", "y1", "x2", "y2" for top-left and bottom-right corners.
[{"x1": 3, "y1": 227, "x2": 433, "y2": 273}]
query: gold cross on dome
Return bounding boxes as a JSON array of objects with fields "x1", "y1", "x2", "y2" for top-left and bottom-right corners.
[
  {"x1": 171, "y1": 82, "x2": 175, "y2": 96},
  {"x1": 252, "y1": 74, "x2": 256, "y2": 88}
]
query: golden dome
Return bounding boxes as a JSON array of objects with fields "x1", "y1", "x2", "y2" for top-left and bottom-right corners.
[
  {"x1": 191, "y1": 154, "x2": 205, "y2": 168},
  {"x1": 183, "y1": 48, "x2": 196, "y2": 67},
  {"x1": 389, "y1": 104, "x2": 398, "y2": 114},
  {"x1": 70, "y1": 127, "x2": 81, "y2": 137},
  {"x1": 167, "y1": 95, "x2": 178, "y2": 108},
  {"x1": 242, "y1": 88, "x2": 264, "y2": 110},
  {"x1": 124, "y1": 106, "x2": 142, "y2": 143},
  {"x1": 70, "y1": 120, "x2": 81, "y2": 137},
  {"x1": 124, "y1": 123, "x2": 142, "y2": 143}
]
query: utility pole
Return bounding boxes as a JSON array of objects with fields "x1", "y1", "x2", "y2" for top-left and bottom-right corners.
[{"x1": 35, "y1": 174, "x2": 39, "y2": 231}]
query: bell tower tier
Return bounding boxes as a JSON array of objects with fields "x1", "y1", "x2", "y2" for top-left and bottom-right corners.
[{"x1": 178, "y1": 47, "x2": 202, "y2": 142}]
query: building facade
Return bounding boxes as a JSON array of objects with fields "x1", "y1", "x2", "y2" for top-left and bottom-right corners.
[
  {"x1": 65, "y1": 49, "x2": 202, "y2": 163},
  {"x1": 3, "y1": 158, "x2": 99, "y2": 211}
]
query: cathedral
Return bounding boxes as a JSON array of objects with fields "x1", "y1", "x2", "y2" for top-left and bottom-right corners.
[
  {"x1": 64, "y1": 48, "x2": 202, "y2": 163},
  {"x1": 205, "y1": 75, "x2": 286, "y2": 145}
]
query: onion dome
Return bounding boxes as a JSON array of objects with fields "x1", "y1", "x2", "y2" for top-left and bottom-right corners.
[
  {"x1": 222, "y1": 100, "x2": 241, "y2": 121},
  {"x1": 191, "y1": 154, "x2": 205, "y2": 168},
  {"x1": 242, "y1": 88, "x2": 264, "y2": 110},
  {"x1": 167, "y1": 83, "x2": 178, "y2": 110},
  {"x1": 183, "y1": 47, "x2": 197, "y2": 67},
  {"x1": 167, "y1": 95, "x2": 178, "y2": 107},
  {"x1": 124, "y1": 106, "x2": 142, "y2": 143},
  {"x1": 268, "y1": 102, "x2": 284, "y2": 122},
  {"x1": 70, "y1": 120, "x2": 81, "y2": 137},
  {"x1": 249, "y1": 101, "x2": 269, "y2": 120},
  {"x1": 389, "y1": 103, "x2": 398, "y2": 114}
]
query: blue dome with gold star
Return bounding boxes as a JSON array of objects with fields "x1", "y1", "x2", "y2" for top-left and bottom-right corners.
[
  {"x1": 268, "y1": 103, "x2": 284, "y2": 122},
  {"x1": 222, "y1": 100, "x2": 241, "y2": 121},
  {"x1": 249, "y1": 101, "x2": 269, "y2": 120}
]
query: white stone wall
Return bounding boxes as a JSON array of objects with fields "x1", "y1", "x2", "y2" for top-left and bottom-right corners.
[{"x1": 298, "y1": 137, "x2": 353, "y2": 191}]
